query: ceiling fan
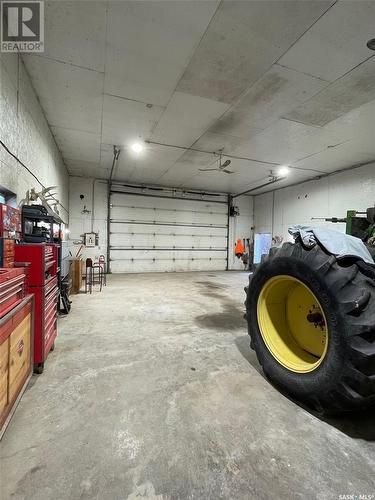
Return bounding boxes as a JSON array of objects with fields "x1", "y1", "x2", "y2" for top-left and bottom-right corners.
[{"x1": 199, "y1": 152, "x2": 234, "y2": 174}]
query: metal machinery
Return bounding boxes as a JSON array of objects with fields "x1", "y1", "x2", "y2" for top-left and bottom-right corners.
[
  {"x1": 312, "y1": 207, "x2": 375, "y2": 254},
  {"x1": 245, "y1": 206, "x2": 375, "y2": 413}
]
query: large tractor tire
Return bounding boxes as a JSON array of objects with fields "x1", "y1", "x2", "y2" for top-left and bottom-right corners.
[{"x1": 246, "y1": 241, "x2": 375, "y2": 413}]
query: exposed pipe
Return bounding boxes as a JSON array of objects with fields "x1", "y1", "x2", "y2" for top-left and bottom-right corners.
[
  {"x1": 145, "y1": 139, "x2": 327, "y2": 174},
  {"x1": 254, "y1": 158, "x2": 375, "y2": 196},
  {"x1": 271, "y1": 190, "x2": 275, "y2": 238},
  {"x1": 91, "y1": 178, "x2": 95, "y2": 233},
  {"x1": 226, "y1": 194, "x2": 232, "y2": 271},
  {"x1": 107, "y1": 146, "x2": 121, "y2": 273},
  {"x1": 111, "y1": 182, "x2": 224, "y2": 197},
  {"x1": 145, "y1": 139, "x2": 279, "y2": 166},
  {"x1": 232, "y1": 176, "x2": 286, "y2": 198},
  {"x1": 109, "y1": 189, "x2": 227, "y2": 204},
  {"x1": 109, "y1": 146, "x2": 121, "y2": 182}
]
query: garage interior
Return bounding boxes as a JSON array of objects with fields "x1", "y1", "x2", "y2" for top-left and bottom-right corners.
[{"x1": 0, "y1": 0, "x2": 375, "y2": 498}]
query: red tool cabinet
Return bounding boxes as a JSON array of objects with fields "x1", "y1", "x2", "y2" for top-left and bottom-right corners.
[
  {"x1": 14, "y1": 243, "x2": 58, "y2": 373},
  {"x1": 0, "y1": 268, "x2": 26, "y2": 317},
  {"x1": 0, "y1": 204, "x2": 22, "y2": 239},
  {"x1": 0, "y1": 204, "x2": 21, "y2": 268},
  {"x1": 0, "y1": 239, "x2": 15, "y2": 268}
]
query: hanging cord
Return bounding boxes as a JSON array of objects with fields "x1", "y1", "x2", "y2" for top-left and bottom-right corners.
[{"x1": 0, "y1": 139, "x2": 69, "y2": 214}]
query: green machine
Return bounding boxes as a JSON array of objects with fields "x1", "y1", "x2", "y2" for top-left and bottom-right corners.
[{"x1": 312, "y1": 206, "x2": 375, "y2": 254}]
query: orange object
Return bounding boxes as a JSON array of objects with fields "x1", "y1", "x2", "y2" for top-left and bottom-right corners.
[{"x1": 235, "y1": 239, "x2": 245, "y2": 257}]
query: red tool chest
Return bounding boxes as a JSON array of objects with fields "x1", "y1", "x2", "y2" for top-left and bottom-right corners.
[
  {"x1": 0, "y1": 268, "x2": 26, "y2": 317},
  {"x1": 0, "y1": 239, "x2": 15, "y2": 268},
  {"x1": 0, "y1": 204, "x2": 22, "y2": 239},
  {"x1": 0, "y1": 204, "x2": 22, "y2": 268},
  {"x1": 14, "y1": 243, "x2": 58, "y2": 373},
  {"x1": 15, "y1": 243, "x2": 58, "y2": 286}
]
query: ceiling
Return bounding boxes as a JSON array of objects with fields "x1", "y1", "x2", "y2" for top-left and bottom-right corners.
[{"x1": 23, "y1": 0, "x2": 375, "y2": 194}]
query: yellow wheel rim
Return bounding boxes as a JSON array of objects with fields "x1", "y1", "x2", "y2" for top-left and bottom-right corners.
[{"x1": 257, "y1": 275, "x2": 328, "y2": 373}]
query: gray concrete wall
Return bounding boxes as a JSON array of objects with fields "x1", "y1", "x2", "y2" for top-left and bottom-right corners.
[{"x1": 0, "y1": 53, "x2": 69, "y2": 222}]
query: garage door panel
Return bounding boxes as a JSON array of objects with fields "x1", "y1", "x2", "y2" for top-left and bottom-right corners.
[
  {"x1": 111, "y1": 192, "x2": 227, "y2": 212},
  {"x1": 111, "y1": 257, "x2": 227, "y2": 273},
  {"x1": 109, "y1": 191, "x2": 228, "y2": 273},
  {"x1": 110, "y1": 233, "x2": 227, "y2": 248},
  {"x1": 110, "y1": 222, "x2": 227, "y2": 237},
  {"x1": 110, "y1": 206, "x2": 227, "y2": 226},
  {"x1": 110, "y1": 248, "x2": 226, "y2": 259}
]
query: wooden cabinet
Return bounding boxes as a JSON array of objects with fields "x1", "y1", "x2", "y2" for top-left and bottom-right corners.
[
  {"x1": 0, "y1": 338, "x2": 9, "y2": 413},
  {"x1": 0, "y1": 296, "x2": 33, "y2": 438},
  {"x1": 9, "y1": 315, "x2": 31, "y2": 402},
  {"x1": 69, "y1": 259, "x2": 83, "y2": 294}
]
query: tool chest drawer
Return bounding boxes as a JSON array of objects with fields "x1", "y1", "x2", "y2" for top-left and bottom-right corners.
[
  {"x1": 0, "y1": 269, "x2": 26, "y2": 317},
  {"x1": 14, "y1": 243, "x2": 58, "y2": 286},
  {"x1": 0, "y1": 239, "x2": 15, "y2": 267},
  {"x1": 31, "y1": 284, "x2": 58, "y2": 370}
]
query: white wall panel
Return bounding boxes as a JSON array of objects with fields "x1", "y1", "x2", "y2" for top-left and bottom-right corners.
[
  {"x1": 109, "y1": 192, "x2": 227, "y2": 273},
  {"x1": 254, "y1": 161, "x2": 375, "y2": 242}
]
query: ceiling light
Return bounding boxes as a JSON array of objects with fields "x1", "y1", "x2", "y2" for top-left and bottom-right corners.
[
  {"x1": 278, "y1": 166, "x2": 290, "y2": 176},
  {"x1": 367, "y1": 38, "x2": 375, "y2": 51},
  {"x1": 130, "y1": 142, "x2": 144, "y2": 154}
]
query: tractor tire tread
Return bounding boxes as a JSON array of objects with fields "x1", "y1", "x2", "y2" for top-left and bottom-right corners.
[{"x1": 245, "y1": 240, "x2": 375, "y2": 412}]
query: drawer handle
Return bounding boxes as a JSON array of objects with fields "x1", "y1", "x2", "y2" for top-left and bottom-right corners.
[
  {"x1": 0, "y1": 289, "x2": 21, "y2": 304},
  {"x1": 0, "y1": 276, "x2": 24, "y2": 289},
  {"x1": 0, "y1": 282, "x2": 23, "y2": 298}
]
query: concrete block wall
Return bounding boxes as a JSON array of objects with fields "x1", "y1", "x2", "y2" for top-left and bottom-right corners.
[
  {"x1": 0, "y1": 53, "x2": 68, "y2": 221},
  {"x1": 254, "y1": 162, "x2": 375, "y2": 242}
]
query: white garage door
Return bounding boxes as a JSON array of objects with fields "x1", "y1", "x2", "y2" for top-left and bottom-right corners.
[{"x1": 109, "y1": 190, "x2": 228, "y2": 273}]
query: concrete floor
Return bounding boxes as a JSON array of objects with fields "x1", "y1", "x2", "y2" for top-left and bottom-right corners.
[{"x1": 1, "y1": 271, "x2": 374, "y2": 500}]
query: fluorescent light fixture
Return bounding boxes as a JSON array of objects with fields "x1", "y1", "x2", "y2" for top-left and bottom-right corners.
[
  {"x1": 278, "y1": 166, "x2": 290, "y2": 176},
  {"x1": 130, "y1": 142, "x2": 144, "y2": 154}
]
